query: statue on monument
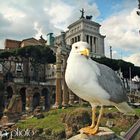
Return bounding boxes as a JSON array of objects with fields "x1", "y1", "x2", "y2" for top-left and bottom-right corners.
[{"x1": 80, "y1": 8, "x2": 85, "y2": 19}]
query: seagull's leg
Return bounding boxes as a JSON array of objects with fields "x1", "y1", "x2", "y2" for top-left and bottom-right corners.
[
  {"x1": 90, "y1": 106, "x2": 96, "y2": 128},
  {"x1": 90, "y1": 105, "x2": 104, "y2": 134}
]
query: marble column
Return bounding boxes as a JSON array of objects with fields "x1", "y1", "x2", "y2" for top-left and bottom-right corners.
[
  {"x1": 81, "y1": 33, "x2": 86, "y2": 41},
  {"x1": 54, "y1": 47, "x2": 62, "y2": 108},
  {"x1": 62, "y1": 77, "x2": 69, "y2": 106},
  {"x1": 62, "y1": 57, "x2": 69, "y2": 107},
  {"x1": 90, "y1": 36, "x2": 93, "y2": 52}
]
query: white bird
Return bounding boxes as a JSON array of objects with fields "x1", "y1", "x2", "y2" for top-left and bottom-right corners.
[{"x1": 65, "y1": 41, "x2": 134, "y2": 135}]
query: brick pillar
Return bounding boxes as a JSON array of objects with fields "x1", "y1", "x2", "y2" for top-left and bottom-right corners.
[
  {"x1": 55, "y1": 79, "x2": 62, "y2": 107},
  {"x1": 40, "y1": 96, "x2": 45, "y2": 110},
  {"x1": 68, "y1": 90, "x2": 75, "y2": 105},
  {"x1": 54, "y1": 47, "x2": 62, "y2": 108},
  {"x1": 26, "y1": 87, "x2": 33, "y2": 111},
  {"x1": 15, "y1": 95, "x2": 22, "y2": 113}
]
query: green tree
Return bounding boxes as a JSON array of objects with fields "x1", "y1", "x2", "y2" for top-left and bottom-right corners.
[
  {"x1": 92, "y1": 57, "x2": 119, "y2": 71},
  {"x1": 0, "y1": 45, "x2": 56, "y2": 83},
  {"x1": 15, "y1": 45, "x2": 56, "y2": 64},
  {"x1": 92, "y1": 57, "x2": 139, "y2": 79}
]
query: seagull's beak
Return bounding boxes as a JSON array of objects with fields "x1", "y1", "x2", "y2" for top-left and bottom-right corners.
[{"x1": 80, "y1": 48, "x2": 90, "y2": 56}]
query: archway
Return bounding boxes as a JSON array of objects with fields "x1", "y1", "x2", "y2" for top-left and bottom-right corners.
[
  {"x1": 51, "y1": 87, "x2": 56, "y2": 105},
  {"x1": 32, "y1": 92, "x2": 40, "y2": 110},
  {"x1": 42, "y1": 88, "x2": 50, "y2": 110},
  {"x1": 19, "y1": 87, "x2": 26, "y2": 112},
  {"x1": 6, "y1": 86, "x2": 13, "y2": 108},
  {"x1": 7, "y1": 86, "x2": 13, "y2": 99}
]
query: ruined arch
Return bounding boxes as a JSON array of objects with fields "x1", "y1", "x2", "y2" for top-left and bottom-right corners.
[
  {"x1": 6, "y1": 86, "x2": 13, "y2": 99},
  {"x1": 41, "y1": 88, "x2": 50, "y2": 110},
  {"x1": 6, "y1": 86, "x2": 13, "y2": 108},
  {"x1": 32, "y1": 92, "x2": 40, "y2": 110},
  {"x1": 19, "y1": 87, "x2": 26, "y2": 112}
]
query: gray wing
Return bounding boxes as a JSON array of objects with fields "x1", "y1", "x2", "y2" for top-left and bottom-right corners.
[{"x1": 96, "y1": 63, "x2": 128, "y2": 103}]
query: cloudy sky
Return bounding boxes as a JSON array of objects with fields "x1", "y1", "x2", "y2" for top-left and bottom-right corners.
[{"x1": 0, "y1": 0, "x2": 140, "y2": 66}]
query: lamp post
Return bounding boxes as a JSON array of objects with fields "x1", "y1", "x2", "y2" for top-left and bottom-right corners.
[
  {"x1": 129, "y1": 67, "x2": 132, "y2": 94},
  {"x1": 136, "y1": 0, "x2": 140, "y2": 38},
  {"x1": 110, "y1": 46, "x2": 112, "y2": 59}
]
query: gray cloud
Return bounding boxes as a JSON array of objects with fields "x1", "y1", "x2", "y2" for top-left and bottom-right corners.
[
  {"x1": 101, "y1": 8, "x2": 140, "y2": 60},
  {"x1": 123, "y1": 53, "x2": 140, "y2": 67},
  {"x1": 0, "y1": 13, "x2": 11, "y2": 27},
  {"x1": 0, "y1": 0, "x2": 100, "y2": 48}
]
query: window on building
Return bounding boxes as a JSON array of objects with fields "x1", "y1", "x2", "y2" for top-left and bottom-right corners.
[
  {"x1": 75, "y1": 37, "x2": 77, "y2": 42},
  {"x1": 86, "y1": 35, "x2": 89, "y2": 43},
  {"x1": 90, "y1": 36, "x2": 93, "y2": 52},
  {"x1": 78, "y1": 35, "x2": 81, "y2": 41},
  {"x1": 16, "y1": 63, "x2": 23, "y2": 72}
]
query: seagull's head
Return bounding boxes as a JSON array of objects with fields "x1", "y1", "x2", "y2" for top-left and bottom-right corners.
[{"x1": 71, "y1": 41, "x2": 90, "y2": 58}]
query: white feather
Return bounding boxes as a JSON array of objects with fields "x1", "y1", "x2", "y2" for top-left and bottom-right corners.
[{"x1": 65, "y1": 41, "x2": 134, "y2": 114}]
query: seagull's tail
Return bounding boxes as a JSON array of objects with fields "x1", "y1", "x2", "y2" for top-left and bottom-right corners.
[{"x1": 114, "y1": 102, "x2": 135, "y2": 115}]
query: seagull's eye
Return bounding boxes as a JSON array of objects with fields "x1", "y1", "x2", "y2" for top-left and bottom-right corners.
[{"x1": 75, "y1": 46, "x2": 78, "y2": 49}]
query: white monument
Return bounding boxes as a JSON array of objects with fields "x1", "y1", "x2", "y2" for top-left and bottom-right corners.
[{"x1": 55, "y1": 9, "x2": 105, "y2": 58}]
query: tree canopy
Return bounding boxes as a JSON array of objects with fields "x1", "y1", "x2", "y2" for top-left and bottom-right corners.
[
  {"x1": 92, "y1": 57, "x2": 140, "y2": 79},
  {"x1": 0, "y1": 45, "x2": 56, "y2": 64}
]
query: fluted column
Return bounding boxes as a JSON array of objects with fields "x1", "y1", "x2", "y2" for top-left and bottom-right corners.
[
  {"x1": 62, "y1": 57, "x2": 69, "y2": 106},
  {"x1": 54, "y1": 47, "x2": 62, "y2": 108},
  {"x1": 62, "y1": 78, "x2": 69, "y2": 106}
]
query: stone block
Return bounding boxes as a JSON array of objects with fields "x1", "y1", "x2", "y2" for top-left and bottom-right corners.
[{"x1": 68, "y1": 127, "x2": 123, "y2": 140}]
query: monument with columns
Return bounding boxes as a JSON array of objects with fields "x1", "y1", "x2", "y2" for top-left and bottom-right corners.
[{"x1": 55, "y1": 8, "x2": 105, "y2": 58}]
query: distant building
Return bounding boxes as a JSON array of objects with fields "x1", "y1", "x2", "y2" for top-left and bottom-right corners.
[
  {"x1": 5, "y1": 39, "x2": 21, "y2": 50},
  {"x1": 55, "y1": 17, "x2": 105, "y2": 58},
  {"x1": 1, "y1": 36, "x2": 51, "y2": 114},
  {"x1": 5, "y1": 36, "x2": 46, "y2": 50},
  {"x1": 21, "y1": 37, "x2": 45, "y2": 48}
]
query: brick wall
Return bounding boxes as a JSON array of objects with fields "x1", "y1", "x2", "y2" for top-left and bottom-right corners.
[{"x1": 5, "y1": 39, "x2": 21, "y2": 50}]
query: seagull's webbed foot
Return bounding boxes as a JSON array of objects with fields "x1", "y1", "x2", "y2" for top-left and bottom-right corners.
[
  {"x1": 90, "y1": 124, "x2": 95, "y2": 129},
  {"x1": 80, "y1": 105, "x2": 104, "y2": 135},
  {"x1": 80, "y1": 126, "x2": 98, "y2": 135},
  {"x1": 90, "y1": 125, "x2": 98, "y2": 135}
]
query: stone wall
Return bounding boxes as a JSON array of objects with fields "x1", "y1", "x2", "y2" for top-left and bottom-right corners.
[{"x1": 5, "y1": 83, "x2": 52, "y2": 113}]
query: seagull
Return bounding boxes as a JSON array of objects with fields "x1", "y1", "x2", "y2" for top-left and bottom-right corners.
[{"x1": 65, "y1": 41, "x2": 134, "y2": 135}]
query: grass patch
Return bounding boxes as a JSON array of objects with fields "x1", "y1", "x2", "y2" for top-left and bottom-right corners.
[
  {"x1": 134, "y1": 108, "x2": 140, "y2": 116},
  {"x1": 16, "y1": 106, "x2": 140, "y2": 136},
  {"x1": 16, "y1": 107, "x2": 78, "y2": 133}
]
